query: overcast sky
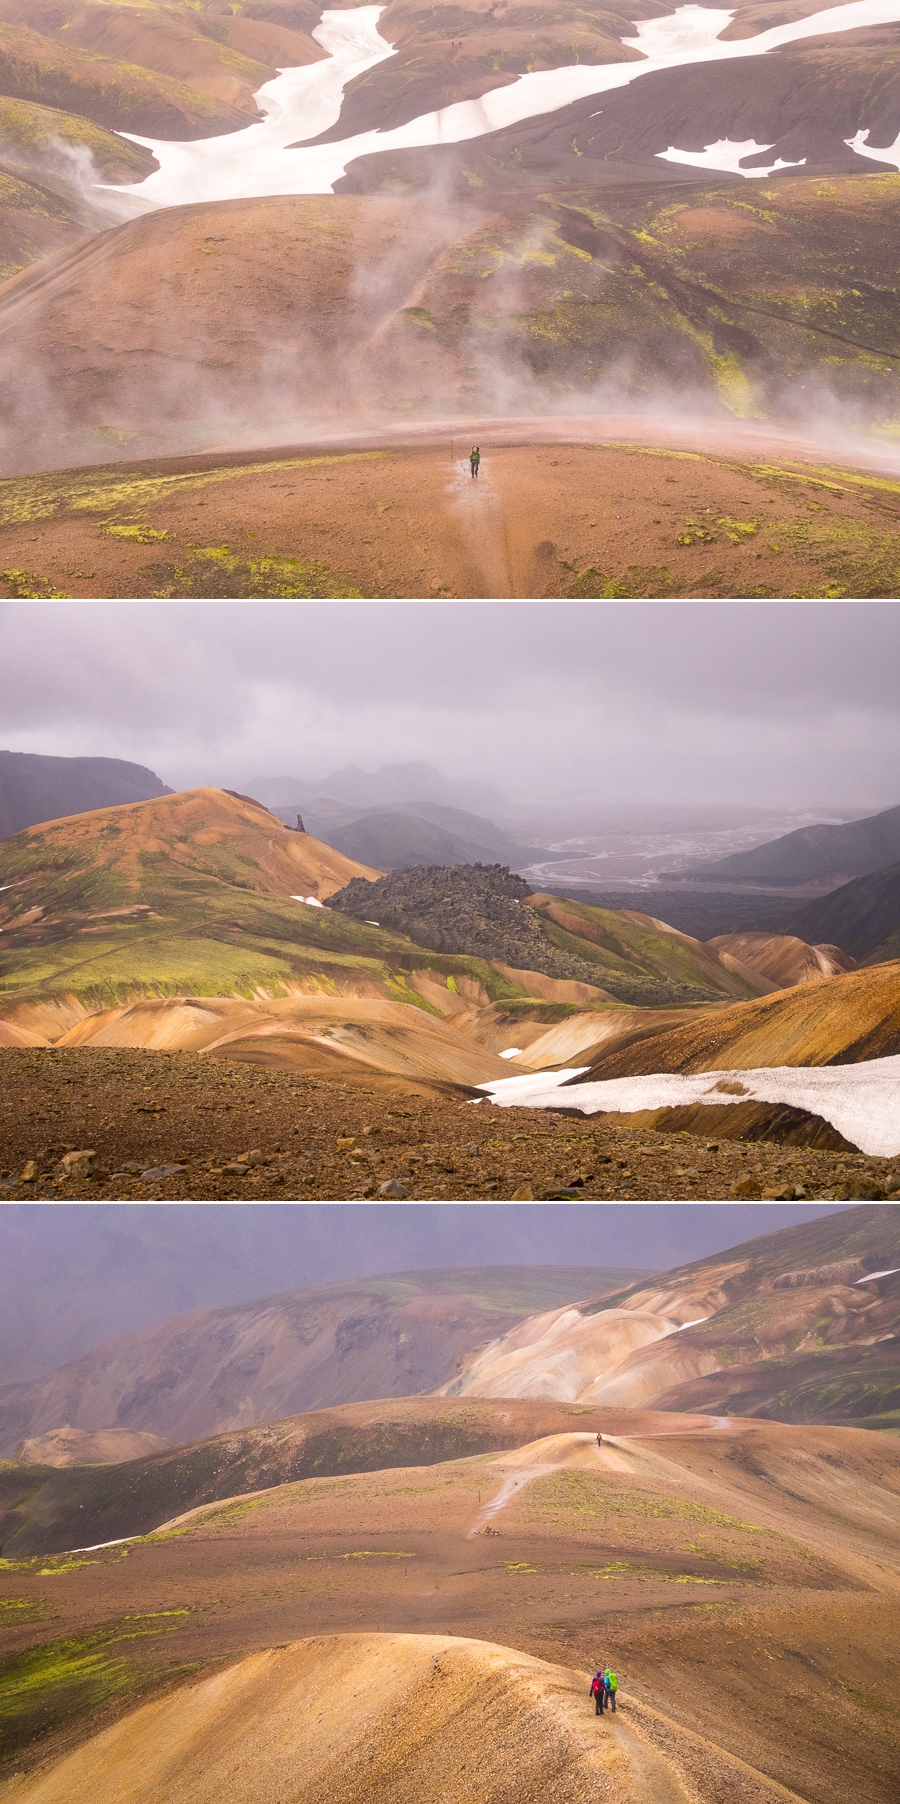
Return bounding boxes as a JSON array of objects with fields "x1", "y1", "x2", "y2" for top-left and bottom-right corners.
[{"x1": 1, "y1": 600, "x2": 897, "y2": 808}]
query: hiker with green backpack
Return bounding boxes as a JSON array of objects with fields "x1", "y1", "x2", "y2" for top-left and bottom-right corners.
[{"x1": 604, "y1": 1667, "x2": 619, "y2": 1711}]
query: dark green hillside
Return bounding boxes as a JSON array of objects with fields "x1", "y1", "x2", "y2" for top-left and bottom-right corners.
[
  {"x1": 677, "y1": 802, "x2": 900, "y2": 890},
  {"x1": 326, "y1": 811, "x2": 503, "y2": 871},
  {"x1": 0, "y1": 1394, "x2": 624, "y2": 1557},
  {"x1": 790, "y1": 860, "x2": 900, "y2": 961}
]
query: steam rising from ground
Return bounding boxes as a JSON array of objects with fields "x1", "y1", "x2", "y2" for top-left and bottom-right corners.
[{"x1": 1, "y1": 4, "x2": 899, "y2": 476}]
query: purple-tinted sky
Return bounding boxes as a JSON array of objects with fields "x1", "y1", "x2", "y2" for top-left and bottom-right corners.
[{"x1": 1, "y1": 601, "x2": 897, "y2": 806}]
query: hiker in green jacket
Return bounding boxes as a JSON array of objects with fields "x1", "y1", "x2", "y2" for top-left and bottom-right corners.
[
  {"x1": 470, "y1": 445, "x2": 481, "y2": 478},
  {"x1": 604, "y1": 1668, "x2": 618, "y2": 1711}
]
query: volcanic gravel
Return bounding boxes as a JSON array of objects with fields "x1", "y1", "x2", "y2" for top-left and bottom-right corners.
[{"x1": 1, "y1": 1047, "x2": 897, "y2": 1201}]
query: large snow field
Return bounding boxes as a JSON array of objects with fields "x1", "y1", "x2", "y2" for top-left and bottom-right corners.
[
  {"x1": 117, "y1": 0, "x2": 900, "y2": 206},
  {"x1": 476, "y1": 1054, "x2": 900, "y2": 1159}
]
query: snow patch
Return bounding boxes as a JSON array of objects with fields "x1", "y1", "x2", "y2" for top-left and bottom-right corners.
[
  {"x1": 477, "y1": 1055, "x2": 900, "y2": 1159},
  {"x1": 656, "y1": 138, "x2": 806, "y2": 177},
  {"x1": 845, "y1": 128, "x2": 900, "y2": 169},
  {"x1": 500, "y1": 1046, "x2": 524, "y2": 1059}
]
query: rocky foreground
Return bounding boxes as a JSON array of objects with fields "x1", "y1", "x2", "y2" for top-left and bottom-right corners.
[{"x1": 1, "y1": 1047, "x2": 896, "y2": 1201}]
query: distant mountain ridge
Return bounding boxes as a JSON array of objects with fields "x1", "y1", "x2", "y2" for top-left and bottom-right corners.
[
  {"x1": 671, "y1": 802, "x2": 900, "y2": 890},
  {"x1": 0, "y1": 1264, "x2": 639, "y2": 1454},
  {"x1": 253, "y1": 762, "x2": 507, "y2": 816},
  {"x1": 271, "y1": 795, "x2": 549, "y2": 872},
  {"x1": 0, "y1": 751, "x2": 171, "y2": 838}
]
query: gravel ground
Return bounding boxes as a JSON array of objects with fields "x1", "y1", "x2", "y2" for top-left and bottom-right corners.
[{"x1": 1, "y1": 1047, "x2": 897, "y2": 1201}]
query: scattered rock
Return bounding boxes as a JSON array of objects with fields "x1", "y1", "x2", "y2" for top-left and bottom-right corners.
[
  {"x1": 730, "y1": 1175, "x2": 762, "y2": 1197},
  {"x1": 379, "y1": 1178, "x2": 409, "y2": 1198},
  {"x1": 510, "y1": 1183, "x2": 534, "y2": 1200},
  {"x1": 140, "y1": 1163, "x2": 187, "y2": 1179},
  {"x1": 58, "y1": 1149, "x2": 99, "y2": 1178},
  {"x1": 20, "y1": 1159, "x2": 38, "y2": 1181}
]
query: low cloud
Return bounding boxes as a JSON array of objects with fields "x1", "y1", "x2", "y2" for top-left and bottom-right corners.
[{"x1": 1, "y1": 601, "x2": 898, "y2": 807}]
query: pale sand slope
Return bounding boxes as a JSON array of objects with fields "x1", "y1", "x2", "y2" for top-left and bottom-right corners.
[
  {"x1": 2, "y1": 1631, "x2": 805, "y2": 1804},
  {"x1": 0, "y1": 1018, "x2": 45, "y2": 1046},
  {"x1": 439, "y1": 1267, "x2": 741, "y2": 1401},
  {"x1": 57, "y1": 993, "x2": 526, "y2": 1085}
]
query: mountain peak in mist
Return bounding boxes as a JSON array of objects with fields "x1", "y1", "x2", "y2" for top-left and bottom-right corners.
[{"x1": 252, "y1": 762, "x2": 508, "y2": 814}]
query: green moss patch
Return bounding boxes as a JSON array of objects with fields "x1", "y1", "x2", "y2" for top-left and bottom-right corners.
[
  {"x1": 0, "y1": 95, "x2": 154, "y2": 181},
  {"x1": 136, "y1": 544, "x2": 362, "y2": 599},
  {"x1": 0, "y1": 452, "x2": 384, "y2": 530},
  {"x1": 0, "y1": 1615, "x2": 190, "y2": 1764}
]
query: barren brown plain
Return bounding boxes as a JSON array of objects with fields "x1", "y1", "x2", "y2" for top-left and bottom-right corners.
[
  {"x1": 1, "y1": 1046, "x2": 897, "y2": 1198},
  {"x1": 1, "y1": 440, "x2": 899, "y2": 599},
  {"x1": 1, "y1": 1412, "x2": 898, "y2": 1804}
]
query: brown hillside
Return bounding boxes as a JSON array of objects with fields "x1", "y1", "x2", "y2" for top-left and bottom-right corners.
[
  {"x1": 443, "y1": 1205, "x2": 900, "y2": 1424},
  {"x1": 0, "y1": 1396, "x2": 659, "y2": 1554},
  {"x1": 708, "y1": 931, "x2": 856, "y2": 989},
  {"x1": 570, "y1": 960, "x2": 900, "y2": 1080},
  {"x1": 0, "y1": 0, "x2": 328, "y2": 117},
  {"x1": 0, "y1": 193, "x2": 466, "y2": 477},
  {"x1": 13, "y1": 1425, "x2": 170, "y2": 1466},
  {"x1": 0, "y1": 1633, "x2": 719, "y2": 1804},
  {"x1": 0, "y1": 19, "x2": 251, "y2": 137},
  {"x1": 55, "y1": 992, "x2": 524, "y2": 1088}
]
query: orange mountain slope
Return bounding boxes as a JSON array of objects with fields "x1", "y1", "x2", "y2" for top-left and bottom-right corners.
[
  {"x1": 0, "y1": 784, "x2": 380, "y2": 902},
  {"x1": 570, "y1": 960, "x2": 900, "y2": 1080}
]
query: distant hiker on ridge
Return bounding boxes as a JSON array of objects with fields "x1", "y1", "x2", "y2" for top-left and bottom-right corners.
[{"x1": 470, "y1": 445, "x2": 481, "y2": 478}]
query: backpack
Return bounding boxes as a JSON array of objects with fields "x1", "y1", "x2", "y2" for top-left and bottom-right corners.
[{"x1": 607, "y1": 1672, "x2": 618, "y2": 1692}]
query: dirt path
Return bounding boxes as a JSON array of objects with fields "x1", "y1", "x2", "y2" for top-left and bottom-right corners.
[
  {"x1": 446, "y1": 451, "x2": 512, "y2": 594},
  {"x1": 607, "y1": 1715, "x2": 696, "y2": 1804}
]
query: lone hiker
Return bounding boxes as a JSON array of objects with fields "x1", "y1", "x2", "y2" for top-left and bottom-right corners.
[
  {"x1": 589, "y1": 1669, "x2": 606, "y2": 1715},
  {"x1": 470, "y1": 444, "x2": 481, "y2": 478},
  {"x1": 605, "y1": 1668, "x2": 619, "y2": 1712}
]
